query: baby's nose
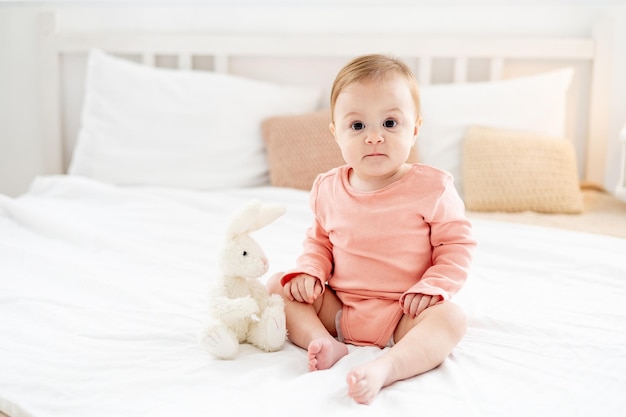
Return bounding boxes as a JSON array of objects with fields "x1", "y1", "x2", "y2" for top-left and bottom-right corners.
[{"x1": 365, "y1": 133, "x2": 384, "y2": 144}]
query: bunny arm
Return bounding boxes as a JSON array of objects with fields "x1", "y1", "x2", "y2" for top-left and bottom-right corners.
[
  {"x1": 208, "y1": 284, "x2": 260, "y2": 323},
  {"x1": 243, "y1": 278, "x2": 273, "y2": 309}
]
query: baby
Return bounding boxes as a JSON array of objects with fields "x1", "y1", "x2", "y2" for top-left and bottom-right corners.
[{"x1": 267, "y1": 54, "x2": 476, "y2": 405}]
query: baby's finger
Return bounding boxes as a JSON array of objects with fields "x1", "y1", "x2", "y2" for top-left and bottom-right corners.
[
  {"x1": 403, "y1": 294, "x2": 418, "y2": 316},
  {"x1": 288, "y1": 280, "x2": 306, "y2": 303},
  {"x1": 283, "y1": 282, "x2": 295, "y2": 302},
  {"x1": 416, "y1": 295, "x2": 432, "y2": 316},
  {"x1": 304, "y1": 278, "x2": 318, "y2": 303},
  {"x1": 290, "y1": 286, "x2": 302, "y2": 303},
  {"x1": 289, "y1": 282, "x2": 298, "y2": 301},
  {"x1": 429, "y1": 295, "x2": 440, "y2": 307},
  {"x1": 295, "y1": 278, "x2": 310, "y2": 303},
  {"x1": 314, "y1": 280, "x2": 324, "y2": 297}
]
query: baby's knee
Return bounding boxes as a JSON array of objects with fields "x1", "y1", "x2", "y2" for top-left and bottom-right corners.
[
  {"x1": 265, "y1": 272, "x2": 284, "y2": 295},
  {"x1": 442, "y1": 302, "x2": 467, "y2": 340}
]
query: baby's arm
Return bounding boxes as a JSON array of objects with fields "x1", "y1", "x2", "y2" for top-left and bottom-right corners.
[
  {"x1": 283, "y1": 273, "x2": 323, "y2": 304},
  {"x1": 402, "y1": 176, "x2": 476, "y2": 309}
]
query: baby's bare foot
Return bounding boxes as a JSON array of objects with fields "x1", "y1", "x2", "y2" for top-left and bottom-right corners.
[
  {"x1": 307, "y1": 338, "x2": 349, "y2": 371},
  {"x1": 346, "y1": 360, "x2": 392, "y2": 405}
]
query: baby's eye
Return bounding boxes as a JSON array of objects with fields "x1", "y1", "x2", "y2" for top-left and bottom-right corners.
[
  {"x1": 383, "y1": 119, "x2": 398, "y2": 128},
  {"x1": 351, "y1": 122, "x2": 365, "y2": 131}
]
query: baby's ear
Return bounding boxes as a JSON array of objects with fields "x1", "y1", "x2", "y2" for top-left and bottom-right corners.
[
  {"x1": 414, "y1": 117, "x2": 423, "y2": 137},
  {"x1": 329, "y1": 122, "x2": 337, "y2": 142}
]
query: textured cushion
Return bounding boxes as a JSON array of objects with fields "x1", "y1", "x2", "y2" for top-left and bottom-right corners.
[
  {"x1": 69, "y1": 49, "x2": 321, "y2": 189},
  {"x1": 262, "y1": 109, "x2": 418, "y2": 190},
  {"x1": 262, "y1": 109, "x2": 342, "y2": 190},
  {"x1": 462, "y1": 126, "x2": 583, "y2": 213},
  {"x1": 418, "y1": 68, "x2": 573, "y2": 197}
]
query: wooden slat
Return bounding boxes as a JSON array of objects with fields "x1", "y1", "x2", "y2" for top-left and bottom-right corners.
[
  {"x1": 453, "y1": 57, "x2": 468, "y2": 83},
  {"x1": 213, "y1": 55, "x2": 229, "y2": 73},
  {"x1": 178, "y1": 53, "x2": 192, "y2": 70},
  {"x1": 418, "y1": 58, "x2": 432, "y2": 86},
  {"x1": 489, "y1": 57, "x2": 504, "y2": 81},
  {"x1": 585, "y1": 18, "x2": 614, "y2": 186},
  {"x1": 141, "y1": 53, "x2": 155, "y2": 66},
  {"x1": 38, "y1": 12, "x2": 63, "y2": 174}
]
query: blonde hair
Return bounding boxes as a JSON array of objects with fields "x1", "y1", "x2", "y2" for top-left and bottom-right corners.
[{"x1": 330, "y1": 54, "x2": 421, "y2": 122}]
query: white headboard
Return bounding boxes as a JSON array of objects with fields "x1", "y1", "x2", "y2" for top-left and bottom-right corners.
[{"x1": 38, "y1": 11, "x2": 613, "y2": 187}]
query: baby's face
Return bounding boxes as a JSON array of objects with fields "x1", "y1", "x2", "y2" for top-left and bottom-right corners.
[{"x1": 330, "y1": 75, "x2": 419, "y2": 188}]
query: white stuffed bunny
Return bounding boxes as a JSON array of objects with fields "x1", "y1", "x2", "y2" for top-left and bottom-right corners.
[{"x1": 200, "y1": 199, "x2": 287, "y2": 359}]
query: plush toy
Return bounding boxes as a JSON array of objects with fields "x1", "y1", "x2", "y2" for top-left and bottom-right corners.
[{"x1": 200, "y1": 199, "x2": 287, "y2": 359}]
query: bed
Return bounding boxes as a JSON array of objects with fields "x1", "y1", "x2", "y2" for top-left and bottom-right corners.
[{"x1": 1, "y1": 11, "x2": 626, "y2": 417}]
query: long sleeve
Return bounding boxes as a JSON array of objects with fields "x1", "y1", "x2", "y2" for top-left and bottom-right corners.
[
  {"x1": 402, "y1": 175, "x2": 476, "y2": 302},
  {"x1": 280, "y1": 175, "x2": 334, "y2": 287}
]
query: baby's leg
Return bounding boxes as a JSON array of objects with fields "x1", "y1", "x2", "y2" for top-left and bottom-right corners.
[
  {"x1": 266, "y1": 273, "x2": 348, "y2": 371},
  {"x1": 346, "y1": 302, "x2": 467, "y2": 405}
]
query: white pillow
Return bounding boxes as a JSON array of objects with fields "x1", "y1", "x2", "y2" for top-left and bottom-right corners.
[
  {"x1": 417, "y1": 68, "x2": 573, "y2": 196},
  {"x1": 69, "y1": 49, "x2": 321, "y2": 189}
]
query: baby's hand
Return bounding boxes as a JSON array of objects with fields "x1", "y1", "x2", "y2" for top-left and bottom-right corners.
[
  {"x1": 402, "y1": 293, "x2": 441, "y2": 318},
  {"x1": 283, "y1": 274, "x2": 323, "y2": 304}
]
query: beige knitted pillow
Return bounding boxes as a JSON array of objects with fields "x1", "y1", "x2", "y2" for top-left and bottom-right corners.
[
  {"x1": 462, "y1": 126, "x2": 583, "y2": 213},
  {"x1": 262, "y1": 109, "x2": 418, "y2": 190},
  {"x1": 262, "y1": 109, "x2": 343, "y2": 190}
]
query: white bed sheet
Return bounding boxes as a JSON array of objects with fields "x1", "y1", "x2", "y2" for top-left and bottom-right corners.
[{"x1": 1, "y1": 176, "x2": 625, "y2": 417}]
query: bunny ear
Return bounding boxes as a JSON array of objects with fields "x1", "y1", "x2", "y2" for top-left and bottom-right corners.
[
  {"x1": 226, "y1": 199, "x2": 286, "y2": 237},
  {"x1": 252, "y1": 203, "x2": 286, "y2": 231}
]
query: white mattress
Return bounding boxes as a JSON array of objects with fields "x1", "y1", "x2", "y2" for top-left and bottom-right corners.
[{"x1": 1, "y1": 175, "x2": 625, "y2": 417}]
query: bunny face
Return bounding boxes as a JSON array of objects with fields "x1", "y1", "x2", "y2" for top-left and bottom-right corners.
[{"x1": 219, "y1": 234, "x2": 269, "y2": 279}]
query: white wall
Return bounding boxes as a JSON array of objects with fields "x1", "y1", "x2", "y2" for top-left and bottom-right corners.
[{"x1": 1, "y1": 2, "x2": 625, "y2": 197}]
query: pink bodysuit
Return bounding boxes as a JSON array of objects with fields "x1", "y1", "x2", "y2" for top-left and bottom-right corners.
[{"x1": 281, "y1": 164, "x2": 476, "y2": 347}]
